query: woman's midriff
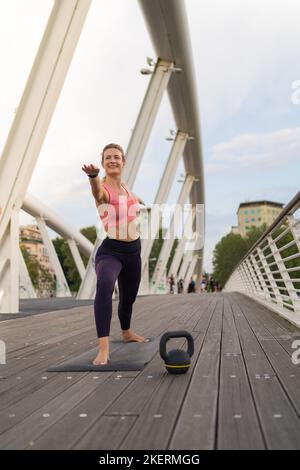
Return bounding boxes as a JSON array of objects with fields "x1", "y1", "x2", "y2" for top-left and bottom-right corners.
[
  {"x1": 106, "y1": 219, "x2": 140, "y2": 241},
  {"x1": 98, "y1": 183, "x2": 141, "y2": 241}
]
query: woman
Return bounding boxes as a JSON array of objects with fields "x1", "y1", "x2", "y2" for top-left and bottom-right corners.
[{"x1": 82, "y1": 143, "x2": 149, "y2": 365}]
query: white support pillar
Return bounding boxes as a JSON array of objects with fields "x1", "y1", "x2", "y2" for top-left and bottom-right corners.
[
  {"x1": 182, "y1": 231, "x2": 199, "y2": 292},
  {"x1": 76, "y1": 220, "x2": 104, "y2": 299},
  {"x1": 77, "y1": 236, "x2": 103, "y2": 300},
  {"x1": 122, "y1": 59, "x2": 174, "y2": 188},
  {"x1": 180, "y1": 252, "x2": 193, "y2": 289},
  {"x1": 36, "y1": 217, "x2": 71, "y2": 298},
  {"x1": 168, "y1": 206, "x2": 195, "y2": 278},
  {"x1": 67, "y1": 239, "x2": 86, "y2": 280},
  {"x1": 19, "y1": 247, "x2": 37, "y2": 299},
  {"x1": 150, "y1": 175, "x2": 194, "y2": 294},
  {"x1": 0, "y1": 209, "x2": 19, "y2": 313},
  {"x1": 76, "y1": 222, "x2": 116, "y2": 300},
  {"x1": 138, "y1": 257, "x2": 150, "y2": 295},
  {"x1": 0, "y1": 0, "x2": 92, "y2": 312},
  {"x1": 140, "y1": 131, "x2": 188, "y2": 272},
  {"x1": 78, "y1": 58, "x2": 175, "y2": 300},
  {"x1": 139, "y1": 131, "x2": 188, "y2": 295}
]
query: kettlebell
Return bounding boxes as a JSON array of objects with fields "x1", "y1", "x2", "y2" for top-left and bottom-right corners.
[{"x1": 159, "y1": 330, "x2": 194, "y2": 374}]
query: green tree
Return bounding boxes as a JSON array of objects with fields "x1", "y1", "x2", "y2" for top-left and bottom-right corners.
[
  {"x1": 167, "y1": 238, "x2": 179, "y2": 275},
  {"x1": 212, "y1": 234, "x2": 248, "y2": 288},
  {"x1": 52, "y1": 226, "x2": 97, "y2": 294},
  {"x1": 148, "y1": 225, "x2": 179, "y2": 282},
  {"x1": 212, "y1": 223, "x2": 268, "y2": 288}
]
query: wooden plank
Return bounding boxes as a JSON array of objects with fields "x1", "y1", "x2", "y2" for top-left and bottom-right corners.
[
  {"x1": 231, "y1": 299, "x2": 275, "y2": 377},
  {"x1": 0, "y1": 329, "x2": 95, "y2": 382},
  {"x1": 25, "y1": 376, "x2": 134, "y2": 449},
  {"x1": 230, "y1": 293, "x2": 300, "y2": 449},
  {"x1": 233, "y1": 292, "x2": 300, "y2": 357},
  {"x1": 1, "y1": 292, "x2": 298, "y2": 450},
  {"x1": 119, "y1": 333, "x2": 204, "y2": 450},
  {"x1": 105, "y1": 297, "x2": 215, "y2": 419},
  {"x1": 1, "y1": 299, "x2": 203, "y2": 448},
  {"x1": 0, "y1": 372, "x2": 114, "y2": 449},
  {"x1": 119, "y1": 298, "x2": 217, "y2": 450},
  {"x1": 233, "y1": 292, "x2": 299, "y2": 339},
  {"x1": 169, "y1": 296, "x2": 222, "y2": 450},
  {"x1": 1, "y1": 296, "x2": 162, "y2": 381},
  {"x1": 233, "y1": 294, "x2": 300, "y2": 416},
  {"x1": 74, "y1": 416, "x2": 137, "y2": 450},
  {"x1": 217, "y1": 296, "x2": 265, "y2": 449},
  {"x1": 0, "y1": 338, "x2": 135, "y2": 412},
  {"x1": 0, "y1": 373, "x2": 91, "y2": 436}
]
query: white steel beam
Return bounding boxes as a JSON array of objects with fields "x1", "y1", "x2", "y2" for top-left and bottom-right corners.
[
  {"x1": 0, "y1": 209, "x2": 19, "y2": 313},
  {"x1": 19, "y1": 247, "x2": 37, "y2": 299},
  {"x1": 140, "y1": 131, "x2": 188, "y2": 272},
  {"x1": 78, "y1": 59, "x2": 174, "y2": 299},
  {"x1": 179, "y1": 252, "x2": 192, "y2": 289},
  {"x1": 150, "y1": 175, "x2": 194, "y2": 294},
  {"x1": 76, "y1": 226, "x2": 105, "y2": 300},
  {"x1": 168, "y1": 206, "x2": 195, "y2": 279},
  {"x1": 0, "y1": 0, "x2": 92, "y2": 312},
  {"x1": 36, "y1": 217, "x2": 71, "y2": 298},
  {"x1": 23, "y1": 193, "x2": 94, "y2": 258},
  {"x1": 122, "y1": 58, "x2": 174, "y2": 188},
  {"x1": 138, "y1": 0, "x2": 205, "y2": 281},
  {"x1": 67, "y1": 239, "x2": 86, "y2": 280}
]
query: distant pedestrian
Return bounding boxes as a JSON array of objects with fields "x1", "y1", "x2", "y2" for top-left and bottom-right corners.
[
  {"x1": 168, "y1": 274, "x2": 175, "y2": 294},
  {"x1": 187, "y1": 277, "x2": 196, "y2": 293},
  {"x1": 214, "y1": 280, "x2": 220, "y2": 292},
  {"x1": 207, "y1": 276, "x2": 214, "y2": 293},
  {"x1": 177, "y1": 278, "x2": 184, "y2": 294}
]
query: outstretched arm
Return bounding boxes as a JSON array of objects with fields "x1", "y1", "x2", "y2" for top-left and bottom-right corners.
[{"x1": 82, "y1": 163, "x2": 108, "y2": 205}]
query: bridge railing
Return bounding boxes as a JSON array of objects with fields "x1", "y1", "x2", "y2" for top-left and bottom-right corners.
[{"x1": 224, "y1": 191, "x2": 300, "y2": 327}]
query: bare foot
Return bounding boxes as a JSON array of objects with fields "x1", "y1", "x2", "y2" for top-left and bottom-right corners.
[
  {"x1": 122, "y1": 330, "x2": 150, "y2": 343},
  {"x1": 92, "y1": 349, "x2": 110, "y2": 365}
]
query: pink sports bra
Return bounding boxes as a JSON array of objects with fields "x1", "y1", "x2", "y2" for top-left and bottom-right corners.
[{"x1": 98, "y1": 182, "x2": 140, "y2": 237}]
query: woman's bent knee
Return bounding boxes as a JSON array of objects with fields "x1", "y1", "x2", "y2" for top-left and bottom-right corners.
[{"x1": 96, "y1": 277, "x2": 117, "y2": 293}]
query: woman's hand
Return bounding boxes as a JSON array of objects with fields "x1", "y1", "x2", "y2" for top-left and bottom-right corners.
[{"x1": 81, "y1": 163, "x2": 100, "y2": 176}]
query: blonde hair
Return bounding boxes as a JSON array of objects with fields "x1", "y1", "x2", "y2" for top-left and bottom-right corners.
[{"x1": 101, "y1": 143, "x2": 125, "y2": 182}]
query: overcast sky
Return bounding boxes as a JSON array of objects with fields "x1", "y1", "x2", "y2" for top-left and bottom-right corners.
[{"x1": 1, "y1": 0, "x2": 300, "y2": 272}]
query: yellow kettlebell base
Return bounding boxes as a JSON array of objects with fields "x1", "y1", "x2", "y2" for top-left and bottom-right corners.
[{"x1": 165, "y1": 364, "x2": 190, "y2": 368}]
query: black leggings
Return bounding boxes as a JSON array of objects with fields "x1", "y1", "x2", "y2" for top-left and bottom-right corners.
[{"x1": 94, "y1": 237, "x2": 141, "y2": 337}]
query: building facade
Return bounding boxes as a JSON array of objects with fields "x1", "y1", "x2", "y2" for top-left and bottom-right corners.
[
  {"x1": 19, "y1": 224, "x2": 55, "y2": 296},
  {"x1": 236, "y1": 200, "x2": 284, "y2": 238}
]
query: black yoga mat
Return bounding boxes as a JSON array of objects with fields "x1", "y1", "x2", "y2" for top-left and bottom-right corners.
[{"x1": 47, "y1": 338, "x2": 158, "y2": 372}]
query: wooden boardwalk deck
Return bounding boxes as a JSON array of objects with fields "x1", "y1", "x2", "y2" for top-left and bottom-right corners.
[{"x1": 0, "y1": 292, "x2": 300, "y2": 450}]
